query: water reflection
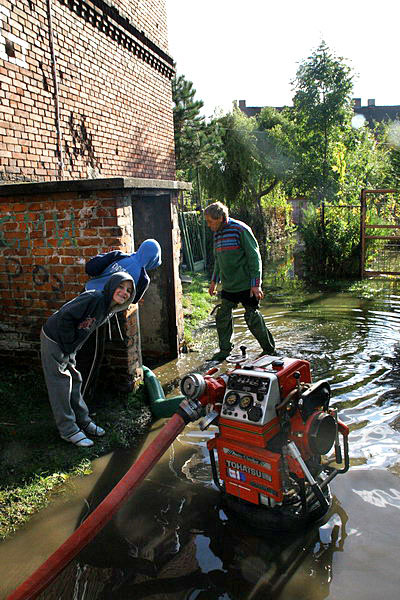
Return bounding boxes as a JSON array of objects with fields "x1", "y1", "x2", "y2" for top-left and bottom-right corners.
[
  {"x1": 92, "y1": 505, "x2": 348, "y2": 600},
  {"x1": 31, "y1": 466, "x2": 400, "y2": 600}
]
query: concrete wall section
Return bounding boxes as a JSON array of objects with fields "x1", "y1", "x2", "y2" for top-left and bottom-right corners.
[
  {"x1": 288, "y1": 197, "x2": 309, "y2": 225},
  {"x1": 132, "y1": 192, "x2": 184, "y2": 359}
]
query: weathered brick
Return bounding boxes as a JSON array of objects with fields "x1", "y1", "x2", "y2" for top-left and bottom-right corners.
[{"x1": 0, "y1": 0, "x2": 175, "y2": 182}]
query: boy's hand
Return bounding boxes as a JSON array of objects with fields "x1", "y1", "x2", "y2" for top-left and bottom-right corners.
[{"x1": 209, "y1": 281, "x2": 216, "y2": 296}]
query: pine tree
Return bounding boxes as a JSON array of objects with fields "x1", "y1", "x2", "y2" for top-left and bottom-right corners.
[{"x1": 172, "y1": 74, "x2": 206, "y2": 177}]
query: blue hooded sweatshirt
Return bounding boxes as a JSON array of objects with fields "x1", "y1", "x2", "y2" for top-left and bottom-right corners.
[{"x1": 85, "y1": 239, "x2": 161, "y2": 303}]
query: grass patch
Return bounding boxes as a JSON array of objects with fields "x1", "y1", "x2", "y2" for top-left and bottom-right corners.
[
  {"x1": 182, "y1": 271, "x2": 215, "y2": 346},
  {"x1": 0, "y1": 365, "x2": 152, "y2": 540},
  {"x1": 0, "y1": 461, "x2": 92, "y2": 539}
]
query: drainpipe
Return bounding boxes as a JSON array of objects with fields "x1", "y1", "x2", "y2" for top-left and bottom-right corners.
[{"x1": 46, "y1": 0, "x2": 64, "y2": 180}]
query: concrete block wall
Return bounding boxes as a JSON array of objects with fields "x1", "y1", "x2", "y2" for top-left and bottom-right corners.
[{"x1": 0, "y1": 0, "x2": 175, "y2": 182}]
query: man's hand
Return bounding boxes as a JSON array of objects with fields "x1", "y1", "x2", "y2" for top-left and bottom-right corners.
[
  {"x1": 250, "y1": 285, "x2": 264, "y2": 301},
  {"x1": 209, "y1": 281, "x2": 216, "y2": 296}
]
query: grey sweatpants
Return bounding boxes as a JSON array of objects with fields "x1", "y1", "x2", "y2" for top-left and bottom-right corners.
[{"x1": 40, "y1": 329, "x2": 92, "y2": 438}]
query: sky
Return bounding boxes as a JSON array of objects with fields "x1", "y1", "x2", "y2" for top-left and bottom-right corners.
[{"x1": 165, "y1": 0, "x2": 400, "y2": 119}]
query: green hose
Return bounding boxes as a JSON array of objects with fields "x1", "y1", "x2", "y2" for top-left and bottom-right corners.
[{"x1": 142, "y1": 365, "x2": 185, "y2": 419}]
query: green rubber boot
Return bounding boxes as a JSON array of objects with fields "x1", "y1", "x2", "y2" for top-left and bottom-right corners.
[
  {"x1": 210, "y1": 298, "x2": 235, "y2": 361},
  {"x1": 244, "y1": 308, "x2": 275, "y2": 355}
]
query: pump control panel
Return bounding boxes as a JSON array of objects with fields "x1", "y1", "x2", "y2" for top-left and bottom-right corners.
[{"x1": 221, "y1": 369, "x2": 281, "y2": 425}]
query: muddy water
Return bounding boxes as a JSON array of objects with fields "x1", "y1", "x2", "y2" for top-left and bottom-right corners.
[{"x1": 2, "y1": 277, "x2": 400, "y2": 598}]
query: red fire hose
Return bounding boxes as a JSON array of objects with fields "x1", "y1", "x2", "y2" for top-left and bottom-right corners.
[{"x1": 7, "y1": 413, "x2": 187, "y2": 600}]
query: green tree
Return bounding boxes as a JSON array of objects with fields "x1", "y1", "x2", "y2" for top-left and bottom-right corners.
[
  {"x1": 172, "y1": 72, "x2": 222, "y2": 213},
  {"x1": 292, "y1": 41, "x2": 354, "y2": 202},
  {"x1": 172, "y1": 73, "x2": 219, "y2": 182},
  {"x1": 203, "y1": 108, "x2": 257, "y2": 207},
  {"x1": 202, "y1": 106, "x2": 294, "y2": 249},
  {"x1": 380, "y1": 120, "x2": 400, "y2": 188},
  {"x1": 255, "y1": 106, "x2": 298, "y2": 198},
  {"x1": 339, "y1": 122, "x2": 391, "y2": 200}
]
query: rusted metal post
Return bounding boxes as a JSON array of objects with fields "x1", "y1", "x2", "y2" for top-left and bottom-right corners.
[{"x1": 360, "y1": 189, "x2": 367, "y2": 278}]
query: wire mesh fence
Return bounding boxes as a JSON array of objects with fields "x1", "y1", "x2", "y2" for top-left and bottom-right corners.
[
  {"x1": 178, "y1": 211, "x2": 206, "y2": 272},
  {"x1": 361, "y1": 189, "x2": 400, "y2": 278}
]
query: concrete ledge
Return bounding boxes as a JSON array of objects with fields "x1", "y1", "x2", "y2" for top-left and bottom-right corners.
[{"x1": 0, "y1": 177, "x2": 192, "y2": 196}]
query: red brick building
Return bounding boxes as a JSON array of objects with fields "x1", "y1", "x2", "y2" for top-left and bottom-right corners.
[
  {"x1": 0, "y1": 0, "x2": 188, "y2": 385},
  {"x1": 0, "y1": 0, "x2": 175, "y2": 181}
]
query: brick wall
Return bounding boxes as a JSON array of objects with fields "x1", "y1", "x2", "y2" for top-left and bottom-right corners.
[
  {"x1": 110, "y1": 0, "x2": 169, "y2": 52},
  {"x1": 0, "y1": 0, "x2": 175, "y2": 182},
  {"x1": 0, "y1": 178, "x2": 188, "y2": 388}
]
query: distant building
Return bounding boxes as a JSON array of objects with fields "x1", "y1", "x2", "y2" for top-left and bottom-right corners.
[
  {"x1": 352, "y1": 98, "x2": 400, "y2": 126},
  {"x1": 238, "y1": 99, "x2": 400, "y2": 126},
  {"x1": 238, "y1": 100, "x2": 285, "y2": 118}
]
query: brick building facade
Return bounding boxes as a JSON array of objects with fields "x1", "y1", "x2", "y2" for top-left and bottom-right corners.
[
  {"x1": 0, "y1": 1, "x2": 188, "y2": 386},
  {"x1": 0, "y1": 0, "x2": 175, "y2": 181}
]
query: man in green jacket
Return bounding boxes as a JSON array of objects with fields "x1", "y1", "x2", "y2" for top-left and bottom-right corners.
[{"x1": 205, "y1": 201, "x2": 275, "y2": 361}]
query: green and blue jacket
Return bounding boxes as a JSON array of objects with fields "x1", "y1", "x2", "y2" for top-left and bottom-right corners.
[{"x1": 211, "y1": 217, "x2": 262, "y2": 292}]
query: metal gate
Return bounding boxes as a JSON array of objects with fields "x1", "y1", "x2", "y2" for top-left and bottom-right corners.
[
  {"x1": 179, "y1": 210, "x2": 206, "y2": 272},
  {"x1": 360, "y1": 188, "x2": 400, "y2": 278}
]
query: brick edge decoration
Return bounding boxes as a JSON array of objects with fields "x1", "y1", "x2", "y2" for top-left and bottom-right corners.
[
  {"x1": 0, "y1": 177, "x2": 190, "y2": 390},
  {"x1": 58, "y1": 0, "x2": 175, "y2": 79},
  {"x1": 0, "y1": 177, "x2": 189, "y2": 196}
]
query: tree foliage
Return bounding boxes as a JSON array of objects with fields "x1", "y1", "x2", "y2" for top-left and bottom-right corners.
[
  {"x1": 172, "y1": 43, "x2": 397, "y2": 280},
  {"x1": 172, "y1": 74, "x2": 204, "y2": 175},
  {"x1": 379, "y1": 120, "x2": 400, "y2": 188},
  {"x1": 201, "y1": 109, "x2": 257, "y2": 206},
  {"x1": 172, "y1": 73, "x2": 220, "y2": 185},
  {"x1": 199, "y1": 106, "x2": 295, "y2": 249},
  {"x1": 300, "y1": 204, "x2": 360, "y2": 279},
  {"x1": 291, "y1": 41, "x2": 354, "y2": 202}
]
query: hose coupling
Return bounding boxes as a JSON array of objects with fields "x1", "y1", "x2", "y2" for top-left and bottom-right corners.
[{"x1": 177, "y1": 398, "x2": 204, "y2": 423}]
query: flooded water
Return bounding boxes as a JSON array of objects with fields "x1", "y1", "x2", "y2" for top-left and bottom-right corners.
[{"x1": 2, "y1": 250, "x2": 400, "y2": 599}]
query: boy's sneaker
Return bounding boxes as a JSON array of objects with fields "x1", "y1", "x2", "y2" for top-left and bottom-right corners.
[
  {"x1": 61, "y1": 430, "x2": 94, "y2": 448},
  {"x1": 84, "y1": 422, "x2": 106, "y2": 437}
]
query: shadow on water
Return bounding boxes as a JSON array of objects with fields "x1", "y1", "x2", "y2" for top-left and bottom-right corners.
[{"x1": 2, "y1": 240, "x2": 400, "y2": 599}]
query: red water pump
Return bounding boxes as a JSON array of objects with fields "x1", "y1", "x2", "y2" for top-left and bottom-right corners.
[{"x1": 179, "y1": 352, "x2": 349, "y2": 530}]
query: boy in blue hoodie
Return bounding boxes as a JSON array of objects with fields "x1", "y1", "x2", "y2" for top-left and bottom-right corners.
[
  {"x1": 85, "y1": 238, "x2": 161, "y2": 299},
  {"x1": 77, "y1": 239, "x2": 162, "y2": 400},
  {"x1": 41, "y1": 272, "x2": 135, "y2": 447}
]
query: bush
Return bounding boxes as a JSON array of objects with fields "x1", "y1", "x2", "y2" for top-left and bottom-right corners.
[{"x1": 299, "y1": 204, "x2": 360, "y2": 279}]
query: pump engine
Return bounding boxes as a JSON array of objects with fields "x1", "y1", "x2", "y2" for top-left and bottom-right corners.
[{"x1": 179, "y1": 353, "x2": 349, "y2": 530}]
